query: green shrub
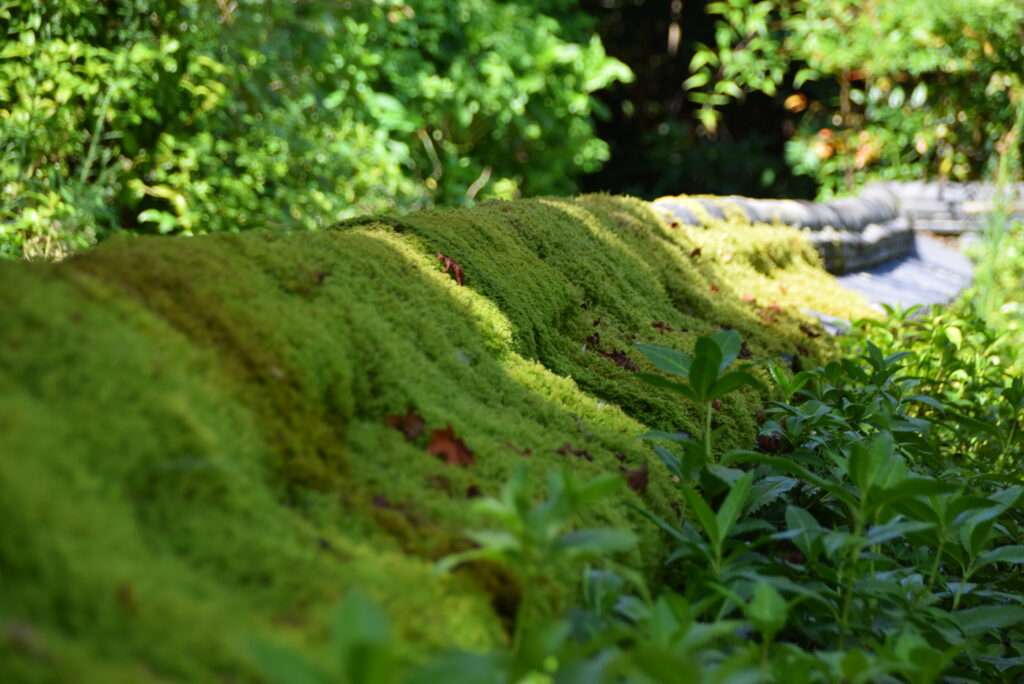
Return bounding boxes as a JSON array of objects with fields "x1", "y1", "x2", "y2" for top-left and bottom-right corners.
[
  {"x1": 0, "y1": 0, "x2": 631, "y2": 259},
  {"x1": 684, "y1": 0, "x2": 1024, "y2": 194}
]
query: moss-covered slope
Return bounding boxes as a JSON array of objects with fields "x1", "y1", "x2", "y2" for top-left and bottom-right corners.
[{"x1": 0, "y1": 195, "x2": 874, "y2": 681}]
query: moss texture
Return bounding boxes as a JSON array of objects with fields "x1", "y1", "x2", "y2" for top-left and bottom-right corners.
[{"x1": 0, "y1": 194, "x2": 875, "y2": 680}]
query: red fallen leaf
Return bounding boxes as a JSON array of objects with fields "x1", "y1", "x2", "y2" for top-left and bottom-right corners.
[
  {"x1": 427, "y1": 425, "x2": 475, "y2": 466},
  {"x1": 670, "y1": 221, "x2": 680, "y2": 228},
  {"x1": 555, "y1": 443, "x2": 594, "y2": 462},
  {"x1": 586, "y1": 332, "x2": 601, "y2": 346},
  {"x1": 710, "y1": 284, "x2": 719, "y2": 293},
  {"x1": 690, "y1": 247, "x2": 702, "y2": 257},
  {"x1": 651, "y1": 321, "x2": 674, "y2": 333},
  {"x1": 466, "y1": 484, "x2": 483, "y2": 498},
  {"x1": 712, "y1": 400, "x2": 722, "y2": 411},
  {"x1": 501, "y1": 440, "x2": 532, "y2": 457},
  {"x1": 427, "y1": 474, "x2": 452, "y2": 493},
  {"x1": 769, "y1": 301, "x2": 783, "y2": 313},
  {"x1": 740, "y1": 292, "x2": 756, "y2": 303},
  {"x1": 435, "y1": 253, "x2": 464, "y2": 286},
  {"x1": 799, "y1": 323, "x2": 822, "y2": 338},
  {"x1": 386, "y1": 408, "x2": 425, "y2": 441},
  {"x1": 621, "y1": 460, "x2": 649, "y2": 494},
  {"x1": 598, "y1": 348, "x2": 639, "y2": 371},
  {"x1": 758, "y1": 431, "x2": 783, "y2": 453}
]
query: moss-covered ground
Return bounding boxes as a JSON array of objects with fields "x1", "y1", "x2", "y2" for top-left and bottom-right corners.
[{"x1": 0, "y1": 194, "x2": 875, "y2": 681}]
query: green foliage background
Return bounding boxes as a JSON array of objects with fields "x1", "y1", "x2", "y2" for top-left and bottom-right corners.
[
  {"x1": 0, "y1": 0, "x2": 631, "y2": 259},
  {"x1": 585, "y1": 0, "x2": 1024, "y2": 198},
  {"x1": 5, "y1": 0, "x2": 1024, "y2": 254}
]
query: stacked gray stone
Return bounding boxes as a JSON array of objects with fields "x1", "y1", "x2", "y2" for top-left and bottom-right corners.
[
  {"x1": 652, "y1": 182, "x2": 979, "y2": 308},
  {"x1": 652, "y1": 184, "x2": 914, "y2": 275},
  {"x1": 882, "y1": 181, "x2": 1024, "y2": 234}
]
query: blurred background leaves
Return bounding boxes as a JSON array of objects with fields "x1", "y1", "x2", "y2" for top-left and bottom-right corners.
[
  {"x1": 0, "y1": 0, "x2": 630, "y2": 258},
  {"x1": 2, "y1": 0, "x2": 1023, "y2": 259},
  {"x1": 584, "y1": 0, "x2": 1024, "y2": 199}
]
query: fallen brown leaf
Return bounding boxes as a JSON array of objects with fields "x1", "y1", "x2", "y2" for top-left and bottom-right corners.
[
  {"x1": 427, "y1": 425, "x2": 475, "y2": 466},
  {"x1": 435, "y1": 253, "x2": 464, "y2": 286},
  {"x1": 621, "y1": 460, "x2": 649, "y2": 494},
  {"x1": 386, "y1": 408, "x2": 425, "y2": 441},
  {"x1": 555, "y1": 443, "x2": 594, "y2": 462},
  {"x1": 598, "y1": 348, "x2": 639, "y2": 371}
]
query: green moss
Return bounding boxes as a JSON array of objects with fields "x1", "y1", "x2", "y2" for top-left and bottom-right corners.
[{"x1": 0, "y1": 194, "x2": 874, "y2": 679}]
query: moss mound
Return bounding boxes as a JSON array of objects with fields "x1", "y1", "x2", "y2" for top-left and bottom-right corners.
[{"x1": 0, "y1": 194, "x2": 874, "y2": 680}]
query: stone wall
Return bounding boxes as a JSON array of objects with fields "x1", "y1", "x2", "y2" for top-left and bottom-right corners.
[
  {"x1": 654, "y1": 181, "x2": 1018, "y2": 276},
  {"x1": 653, "y1": 184, "x2": 913, "y2": 275},
  {"x1": 883, "y1": 181, "x2": 1024, "y2": 235}
]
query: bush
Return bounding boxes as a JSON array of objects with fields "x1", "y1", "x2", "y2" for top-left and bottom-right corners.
[
  {"x1": 0, "y1": 0, "x2": 631, "y2": 259},
  {"x1": 684, "y1": 0, "x2": 1024, "y2": 195}
]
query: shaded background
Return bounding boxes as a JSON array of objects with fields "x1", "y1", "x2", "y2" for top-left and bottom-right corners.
[{"x1": 580, "y1": 0, "x2": 818, "y2": 199}]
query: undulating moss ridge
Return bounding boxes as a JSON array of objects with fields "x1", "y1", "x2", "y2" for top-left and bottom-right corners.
[{"x1": 0, "y1": 194, "x2": 875, "y2": 681}]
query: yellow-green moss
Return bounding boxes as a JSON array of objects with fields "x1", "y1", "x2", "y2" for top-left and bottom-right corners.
[{"x1": 0, "y1": 194, "x2": 875, "y2": 680}]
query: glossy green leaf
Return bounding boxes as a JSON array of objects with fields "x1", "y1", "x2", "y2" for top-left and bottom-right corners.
[
  {"x1": 747, "y1": 581, "x2": 787, "y2": 641},
  {"x1": 635, "y1": 372, "x2": 698, "y2": 401},
  {"x1": 785, "y1": 505, "x2": 822, "y2": 561},
  {"x1": 552, "y1": 528, "x2": 638, "y2": 557},
  {"x1": 951, "y1": 605, "x2": 1024, "y2": 636},
  {"x1": 708, "y1": 369, "x2": 761, "y2": 399},
  {"x1": 715, "y1": 471, "x2": 754, "y2": 540},
  {"x1": 681, "y1": 485, "x2": 720, "y2": 547},
  {"x1": 635, "y1": 344, "x2": 693, "y2": 377},
  {"x1": 639, "y1": 429, "x2": 694, "y2": 443},
  {"x1": 872, "y1": 476, "x2": 959, "y2": 509},
  {"x1": 864, "y1": 518, "x2": 933, "y2": 546},
  {"x1": 710, "y1": 329, "x2": 742, "y2": 371},
  {"x1": 690, "y1": 337, "x2": 724, "y2": 400},
  {"x1": 976, "y1": 545, "x2": 1024, "y2": 570},
  {"x1": 722, "y1": 451, "x2": 858, "y2": 508}
]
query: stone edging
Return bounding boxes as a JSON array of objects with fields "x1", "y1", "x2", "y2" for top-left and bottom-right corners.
[
  {"x1": 653, "y1": 183, "x2": 912, "y2": 275},
  {"x1": 882, "y1": 181, "x2": 1024, "y2": 234},
  {"x1": 653, "y1": 181, "x2": 1024, "y2": 276}
]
